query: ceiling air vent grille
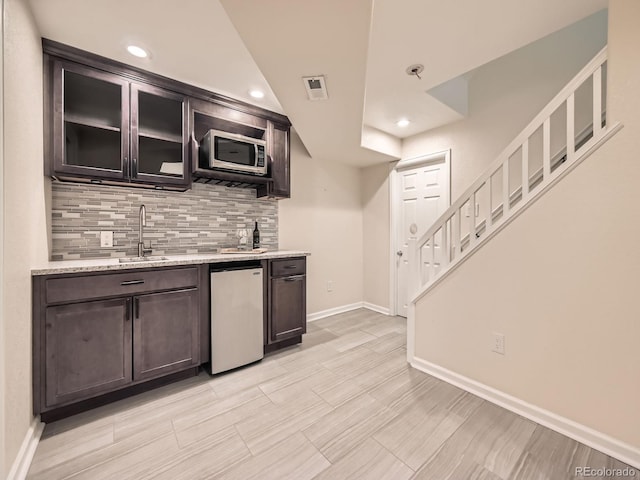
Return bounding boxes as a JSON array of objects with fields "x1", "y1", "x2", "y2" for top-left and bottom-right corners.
[{"x1": 302, "y1": 75, "x2": 328, "y2": 101}]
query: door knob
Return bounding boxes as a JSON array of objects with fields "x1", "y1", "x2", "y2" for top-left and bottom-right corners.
[{"x1": 396, "y1": 251, "x2": 403, "y2": 257}]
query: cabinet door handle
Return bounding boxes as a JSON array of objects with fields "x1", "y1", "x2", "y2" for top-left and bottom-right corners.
[
  {"x1": 132, "y1": 158, "x2": 138, "y2": 177},
  {"x1": 284, "y1": 277, "x2": 300, "y2": 282},
  {"x1": 121, "y1": 279, "x2": 145, "y2": 286},
  {"x1": 125, "y1": 298, "x2": 131, "y2": 321},
  {"x1": 284, "y1": 265, "x2": 297, "y2": 269},
  {"x1": 134, "y1": 297, "x2": 140, "y2": 319},
  {"x1": 124, "y1": 156, "x2": 129, "y2": 177}
]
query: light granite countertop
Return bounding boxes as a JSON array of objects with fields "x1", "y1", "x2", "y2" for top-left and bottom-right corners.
[{"x1": 31, "y1": 250, "x2": 310, "y2": 276}]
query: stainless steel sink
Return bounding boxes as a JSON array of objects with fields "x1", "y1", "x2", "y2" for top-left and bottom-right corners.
[{"x1": 118, "y1": 256, "x2": 169, "y2": 263}]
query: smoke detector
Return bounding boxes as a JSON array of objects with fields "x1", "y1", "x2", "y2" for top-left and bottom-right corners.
[{"x1": 302, "y1": 75, "x2": 328, "y2": 101}]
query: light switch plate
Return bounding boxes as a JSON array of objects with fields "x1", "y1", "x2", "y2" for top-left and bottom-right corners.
[{"x1": 100, "y1": 231, "x2": 113, "y2": 248}]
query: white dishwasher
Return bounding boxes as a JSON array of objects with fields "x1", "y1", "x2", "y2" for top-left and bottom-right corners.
[{"x1": 209, "y1": 264, "x2": 264, "y2": 374}]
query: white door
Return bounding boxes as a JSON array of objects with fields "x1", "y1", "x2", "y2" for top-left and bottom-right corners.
[{"x1": 393, "y1": 152, "x2": 450, "y2": 317}]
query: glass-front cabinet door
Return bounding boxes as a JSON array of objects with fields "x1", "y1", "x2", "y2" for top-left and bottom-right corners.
[
  {"x1": 51, "y1": 60, "x2": 189, "y2": 188},
  {"x1": 130, "y1": 83, "x2": 188, "y2": 186},
  {"x1": 54, "y1": 61, "x2": 129, "y2": 180}
]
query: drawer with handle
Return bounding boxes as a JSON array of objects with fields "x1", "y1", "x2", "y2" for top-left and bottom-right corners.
[
  {"x1": 45, "y1": 267, "x2": 199, "y2": 304},
  {"x1": 270, "y1": 258, "x2": 306, "y2": 277}
]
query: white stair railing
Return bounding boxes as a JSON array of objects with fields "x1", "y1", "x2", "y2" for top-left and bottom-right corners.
[{"x1": 408, "y1": 47, "x2": 622, "y2": 304}]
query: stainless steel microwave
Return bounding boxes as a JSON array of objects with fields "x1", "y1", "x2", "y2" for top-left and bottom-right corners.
[{"x1": 200, "y1": 129, "x2": 267, "y2": 176}]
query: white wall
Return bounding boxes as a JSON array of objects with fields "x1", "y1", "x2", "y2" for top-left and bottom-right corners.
[
  {"x1": 0, "y1": 0, "x2": 5, "y2": 473},
  {"x1": 361, "y1": 163, "x2": 390, "y2": 311},
  {"x1": 279, "y1": 133, "x2": 364, "y2": 315},
  {"x1": 2, "y1": 0, "x2": 49, "y2": 475},
  {"x1": 413, "y1": 0, "x2": 640, "y2": 454}
]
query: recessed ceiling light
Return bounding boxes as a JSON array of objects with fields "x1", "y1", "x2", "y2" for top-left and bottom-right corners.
[
  {"x1": 249, "y1": 89, "x2": 265, "y2": 99},
  {"x1": 397, "y1": 119, "x2": 410, "y2": 128},
  {"x1": 127, "y1": 45, "x2": 148, "y2": 58}
]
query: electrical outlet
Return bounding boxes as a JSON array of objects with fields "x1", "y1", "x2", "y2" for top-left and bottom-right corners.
[
  {"x1": 327, "y1": 280, "x2": 334, "y2": 292},
  {"x1": 100, "y1": 231, "x2": 113, "y2": 248},
  {"x1": 492, "y1": 332, "x2": 505, "y2": 355}
]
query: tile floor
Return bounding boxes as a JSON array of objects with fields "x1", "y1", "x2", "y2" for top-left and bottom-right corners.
[{"x1": 27, "y1": 308, "x2": 637, "y2": 479}]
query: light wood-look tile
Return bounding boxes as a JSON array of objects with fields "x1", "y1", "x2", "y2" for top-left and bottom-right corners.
[
  {"x1": 68, "y1": 432, "x2": 180, "y2": 480},
  {"x1": 214, "y1": 432, "x2": 330, "y2": 480},
  {"x1": 138, "y1": 427, "x2": 251, "y2": 480},
  {"x1": 235, "y1": 390, "x2": 333, "y2": 455},
  {"x1": 321, "y1": 345, "x2": 398, "y2": 380},
  {"x1": 361, "y1": 320, "x2": 407, "y2": 339},
  {"x1": 302, "y1": 393, "x2": 398, "y2": 462},
  {"x1": 508, "y1": 426, "x2": 639, "y2": 480},
  {"x1": 367, "y1": 365, "x2": 433, "y2": 406},
  {"x1": 258, "y1": 362, "x2": 327, "y2": 395},
  {"x1": 275, "y1": 344, "x2": 338, "y2": 372},
  {"x1": 433, "y1": 457, "x2": 505, "y2": 480},
  {"x1": 170, "y1": 386, "x2": 266, "y2": 433},
  {"x1": 412, "y1": 401, "x2": 537, "y2": 479},
  {"x1": 208, "y1": 360, "x2": 289, "y2": 398},
  {"x1": 27, "y1": 308, "x2": 637, "y2": 480},
  {"x1": 113, "y1": 383, "x2": 216, "y2": 441},
  {"x1": 314, "y1": 437, "x2": 413, "y2": 480},
  {"x1": 312, "y1": 375, "x2": 368, "y2": 407},
  {"x1": 265, "y1": 367, "x2": 342, "y2": 405},
  {"x1": 361, "y1": 331, "x2": 407, "y2": 353},
  {"x1": 173, "y1": 394, "x2": 271, "y2": 448},
  {"x1": 324, "y1": 329, "x2": 378, "y2": 352},
  {"x1": 298, "y1": 327, "x2": 339, "y2": 348},
  {"x1": 28, "y1": 422, "x2": 171, "y2": 480},
  {"x1": 352, "y1": 349, "x2": 410, "y2": 391},
  {"x1": 28, "y1": 422, "x2": 115, "y2": 477},
  {"x1": 374, "y1": 402, "x2": 468, "y2": 470}
]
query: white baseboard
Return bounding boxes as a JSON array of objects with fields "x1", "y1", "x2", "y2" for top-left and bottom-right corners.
[
  {"x1": 7, "y1": 417, "x2": 44, "y2": 480},
  {"x1": 307, "y1": 302, "x2": 390, "y2": 322},
  {"x1": 307, "y1": 303, "x2": 364, "y2": 322},
  {"x1": 362, "y1": 302, "x2": 390, "y2": 316},
  {"x1": 411, "y1": 357, "x2": 640, "y2": 470}
]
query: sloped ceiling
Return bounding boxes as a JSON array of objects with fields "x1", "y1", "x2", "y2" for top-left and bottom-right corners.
[
  {"x1": 28, "y1": 0, "x2": 608, "y2": 167},
  {"x1": 27, "y1": 0, "x2": 284, "y2": 114}
]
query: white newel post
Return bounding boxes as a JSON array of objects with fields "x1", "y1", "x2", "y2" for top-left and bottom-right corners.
[{"x1": 407, "y1": 237, "x2": 419, "y2": 363}]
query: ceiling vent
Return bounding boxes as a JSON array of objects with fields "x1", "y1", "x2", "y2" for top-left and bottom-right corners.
[{"x1": 302, "y1": 75, "x2": 328, "y2": 101}]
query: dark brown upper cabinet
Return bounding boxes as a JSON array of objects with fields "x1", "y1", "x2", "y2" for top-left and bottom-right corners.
[
  {"x1": 257, "y1": 121, "x2": 291, "y2": 199},
  {"x1": 53, "y1": 62, "x2": 129, "y2": 181},
  {"x1": 43, "y1": 39, "x2": 291, "y2": 196},
  {"x1": 49, "y1": 59, "x2": 189, "y2": 189},
  {"x1": 190, "y1": 99, "x2": 290, "y2": 198},
  {"x1": 130, "y1": 83, "x2": 188, "y2": 187}
]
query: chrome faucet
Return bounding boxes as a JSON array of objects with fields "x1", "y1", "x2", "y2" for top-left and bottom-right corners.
[{"x1": 137, "y1": 204, "x2": 153, "y2": 257}]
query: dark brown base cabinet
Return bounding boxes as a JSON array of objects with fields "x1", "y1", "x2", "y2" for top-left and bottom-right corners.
[
  {"x1": 45, "y1": 298, "x2": 132, "y2": 407},
  {"x1": 133, "y1": 289, "x2": 199, "y2": 381},
  {"x1": 267, "y1": 258, "x2": 307, "y2": 346},
  {"x1": 33, "y1": 266, "x2": 202, "y2": 420}
]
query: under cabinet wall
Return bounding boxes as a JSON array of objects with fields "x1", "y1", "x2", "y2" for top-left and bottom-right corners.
[{"x1": 51, "y1": 182, "x2": 278, "y2": 259}]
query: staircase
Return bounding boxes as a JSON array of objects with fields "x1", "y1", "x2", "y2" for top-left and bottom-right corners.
[{"x1": 407, "y1": 47, "x2": 621, "y2": 317}]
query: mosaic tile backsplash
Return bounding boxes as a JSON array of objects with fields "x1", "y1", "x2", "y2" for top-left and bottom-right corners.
[{"x1": 51, "y1": 182, "x2": 278, "y2": 260}]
